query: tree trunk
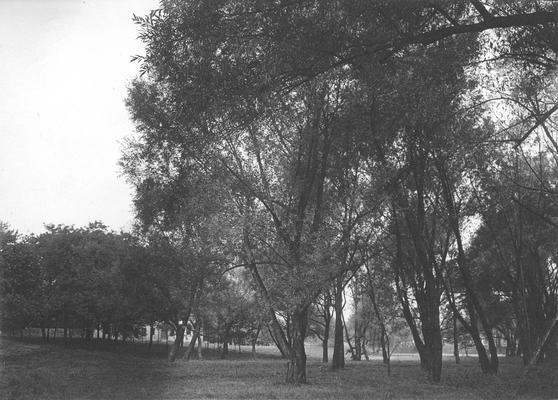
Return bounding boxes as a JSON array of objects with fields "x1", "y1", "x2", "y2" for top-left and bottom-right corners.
[
  {"x1": 468, "y1": 310, "x2": 494, "y2": 373},
  {"x1": 424, "y1": 321, "x2": 443, "y2": 382},
  {"x1": 252, "y1": 325, "x2": 261, "y2": 360},
  {"x1": 149, "y1": 324, "x2": 154, "y2": 348},
  {"x1": 526, "y1": 311, "x2": 558, "y2": 368},
  {"x1": 391, "y1": 202, "x2": 430, "y2": 370},
  {"x1": 322, "y1": 291, "x2": 332, "y2": 364},
  {"x1": 453, "y1": 311, "x2": 460, "y2": 364},
  {"x1": 85, "y1": 326, "x2": 93, "y2": 342},
  {"x1": 437, "y1": 159, "x2": 498, "y2": 374},
  {"x1": 222, "y1": 340, "x2": 229, "y2": 359},
  {"x1": 421, "y1": 273, "x2": 443, "y2": 382},
  {"x1": 186, "y1": 329, "x2": 200, "y2": 361},
  {"x1": 343, "y1": 311, "x2": 356, "y2": 360},
  {"x1": 286, "y1": 308, "x2": 308, "y2": 384},
  {"x1": 322, "y1": 326, "x2": 329, "y2": 363},
  {"x1": 249, "y1": 263, "x2": 291, "y2": 358},
  {"x1": 353, "y1": 290, "x2": 361, "y2": 361},
  {"x1": 332, "y1": 277, "x2": 345, "y2": 369},
  {"x1": 380, "y1": 327, "x2": 389, "y2": 364},
  {"x1": 168, "y1": 324, "x2": 185, "y2": 362},
  {"x1": 362, "y1": 342, "x2": 370, "y2": 360},
  {"x1": 506, "y1": 333, "x2": 517, "y2": 357},
  {"x1": 197, "y1": 321, "x2": 203, "y2": 360},
  {"x1": 366, "y1": 265, "x2": 389, "y2": 365}
]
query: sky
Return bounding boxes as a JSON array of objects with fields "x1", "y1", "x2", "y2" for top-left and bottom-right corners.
[{"x1": 0, "y1": 0, "x2": 159, "y2": 234}]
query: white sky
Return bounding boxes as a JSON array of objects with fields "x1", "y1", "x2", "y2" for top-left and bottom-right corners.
[{"x1": 0, "y1": 0, "x2": 159, "y2": 234}]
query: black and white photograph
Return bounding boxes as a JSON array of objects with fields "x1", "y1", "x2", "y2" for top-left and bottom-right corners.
[{"x1": 1, "y1": 1, "x2": 557, "y2": 398}]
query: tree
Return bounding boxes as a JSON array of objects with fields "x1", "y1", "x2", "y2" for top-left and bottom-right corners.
[
  {"x1": 308, "y1": 288, "x2": 334, "y2": 363},
  {"x1": 469, "y1": 150, "x2": 558, "y2": 363},
  {"x1": 125, "y1": 0, "x2": 558, "y2": 384},
  {"x1": 0, "y1": 224, "x2": 41, "y2": 334}
]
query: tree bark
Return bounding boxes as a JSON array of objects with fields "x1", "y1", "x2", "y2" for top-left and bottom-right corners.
[
  {"x1": 422, "y1": 280, "x2": 443, "y2": 382},
  {"x1": 322, "y1": 324, "x2": 329, "y2": 363},
  {"x1": 168, "y1": 324, "x2": 185, "y2": 362},
  {"x1": 437, "y1": 158, "x2": 498, "y2": 374},
  {"x1": 222, "y1": 340, "x2": 229, "y2": 359},
  {"x1": 331, "y1": 277, "x2": 345, "y2": 369},
  {"x1": 149, "y1": 324, "x2": 154, "y2": 348},
  {"x1": 286, "y1": 308, "x2": 308, "y2": 384},
  {"x1": 252, "y1": 324, "x2": 261, "y2": 360},
  {"x1": 249, "y1": 263, "x2": 291, "y2": 358},
  {"x1": 186, "y1": 328, "x2": 200, "y2": 361},
  {"x1": 453, "y1": 311, "x2": 460, "y2": 364},
  {"x1": 343, "y1": 312, "x2": 356, "y2": 360},
  {"x1": 366, "y1": 265, "x2": 389, "y2": 365},
  {"x1": 197, "y1": 321, "x2": 203, "y2": 360}
]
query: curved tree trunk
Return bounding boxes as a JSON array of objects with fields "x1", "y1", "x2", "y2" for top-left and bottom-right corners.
[
  {"x1": 331, "y1": 277, "x2": 345, "y2": 369},
  {"x1": 168, "y1": 324, "x2": 185, "y2": 362},
  {"x1": 437, "y1": 158, "x2": 498, "y2": 374}
]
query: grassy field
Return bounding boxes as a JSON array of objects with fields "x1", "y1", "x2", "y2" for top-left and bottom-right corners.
[{"x1": 1, "y1": 337, "x2": 556, "y2": 399}]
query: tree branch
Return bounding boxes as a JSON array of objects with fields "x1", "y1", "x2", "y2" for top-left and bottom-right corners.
[
  {"x1": 415, "y1": 11, "x2": 558, "y2": 47},
  {"x1": 470, "y1": 0, "x2": 493, "y2": 21},
  {"x1": 515, "y1": 103, "x2": 558, "y2": 146}
]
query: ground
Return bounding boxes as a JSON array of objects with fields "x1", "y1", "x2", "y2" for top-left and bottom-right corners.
[{"x1": 0, "y1": 337, "x2": 556, "y2": 399}]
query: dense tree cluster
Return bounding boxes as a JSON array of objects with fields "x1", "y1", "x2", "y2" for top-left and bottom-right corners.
[
  {"x1": 2, "y1": 0, "x2": 558, "y2": 386},
  {"x1": 0, "y1": 223, "x2": 142, "y2": 340},
  {"x1": 121, "y1": 0, "x2": 558, "y2": 384},
  {"x1": 0, "y1": 222, "x2": 261, "y2": 357}
]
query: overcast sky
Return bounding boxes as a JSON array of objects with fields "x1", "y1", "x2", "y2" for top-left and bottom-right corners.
[{"x1": 0, "y1": 0, "x2": 159, "y2": 234}]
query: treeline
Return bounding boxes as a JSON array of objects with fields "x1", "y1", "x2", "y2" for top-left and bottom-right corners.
[
  {"x1": 0, "y1": 222, "x2": 138, "y2": 340},
  {"x1": 0, "y1": 222, "x2": 264, "y2": 357}
]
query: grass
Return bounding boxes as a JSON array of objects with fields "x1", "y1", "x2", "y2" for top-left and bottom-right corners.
[{"x1": 0, "y1": 337, "x2": 556, "y2": 399}]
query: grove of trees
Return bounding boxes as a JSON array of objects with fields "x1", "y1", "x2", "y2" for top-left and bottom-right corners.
[{"x1": 2, "y1": 0, "x2": 558, "y2": 386}]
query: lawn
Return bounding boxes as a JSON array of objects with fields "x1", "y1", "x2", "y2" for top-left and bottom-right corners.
[{"x1": 0, "y1": 337, "x2": 556, "y2": 399}]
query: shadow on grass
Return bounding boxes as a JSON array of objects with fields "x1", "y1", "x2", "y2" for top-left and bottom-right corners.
[
  {"x1": 1, "y1": 336, "x2": 557, "y2": 400},
  {"x1": 0, "y1": 335, "x2": 282, "y2": 361}
]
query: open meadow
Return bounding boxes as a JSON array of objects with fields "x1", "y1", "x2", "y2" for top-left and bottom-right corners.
[{"x1": 1, "y1": 337, "x2": 556, "y2": 400}]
